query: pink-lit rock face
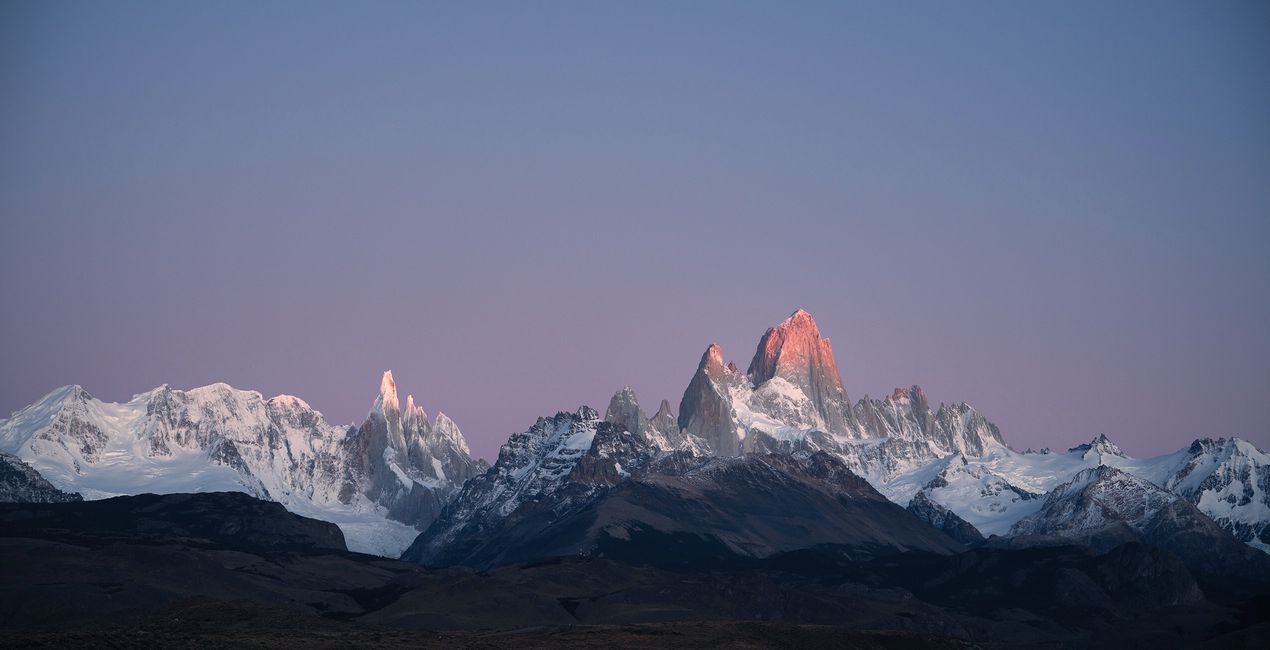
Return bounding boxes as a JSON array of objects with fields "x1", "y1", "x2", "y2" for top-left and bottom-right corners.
[
  {"x1": 678, "y1": 311, "x2": 859, "y2": 452},
  {"x1": 746, "y1": 309, "x2": 853, "y2": 435},
  {"x1": 675, "y1": 309, "x2": 1007, "y2": 460},
  {"x1": 891, "y1": 386, "x2": 927, "y2": 403},
  {"x1": 747, "y1": 309, "x2": 844, "y2": 391},
  {"x1": 371, "y1": 370, "x2": 405, "y2": 457},
  {"x1": 702, "y1": 343, "x2": 727, "y2": 379},
  {"x1": 379, "y1": 371, "x2": 400, "y2": 415}
]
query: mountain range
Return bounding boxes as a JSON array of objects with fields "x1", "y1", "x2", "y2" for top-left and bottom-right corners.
[{"x1": 2, "y1": 309, "x2": 1266, "y2": 565}]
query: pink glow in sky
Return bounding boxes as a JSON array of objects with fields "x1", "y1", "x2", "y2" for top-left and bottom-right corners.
[{"x1": 2, "y1": 1, "x2": 1268, "y2": 461}]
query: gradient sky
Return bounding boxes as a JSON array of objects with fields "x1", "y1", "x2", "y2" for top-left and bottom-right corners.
[{"x1": 2, "y1": 1, "x2": 1268, "y2": 461}]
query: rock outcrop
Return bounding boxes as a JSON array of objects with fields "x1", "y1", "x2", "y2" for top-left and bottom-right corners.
[
  {"x1": 605, "y1": 387, "x2": 696, "y2": 453},
  {"x1": 906, "y1": 490, "x2": 984, "y2": 546},
  {"x1": 0, "y1": 452, "x2": 82, "y2": 503}
]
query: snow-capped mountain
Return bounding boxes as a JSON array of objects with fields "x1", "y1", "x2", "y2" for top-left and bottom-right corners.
[
  {"x1": 1005, "y1": 465, "x2": 1270, "y2": 577},
  {"x1": 1132, "y1": 437, "x2": 1270, "y2": 551},
  {"x1": 0, "y1": 371, "x2": 482, "y2": 556},
  {"x1": 1010, "y1": 465, "x2": 1184, "y2": 542},
  {"x1": 405, "y1": 309, "x2": 1270, "y2": 565},
  {"x1": 665, "y1": 309, "x2": 1270, "y2": 555},
  {"x1": 403, "y1": 403, "x2": 963, "y2": 568},
  {"x1": 402, "y1": 406, "x2": 634, "y2": 565}
]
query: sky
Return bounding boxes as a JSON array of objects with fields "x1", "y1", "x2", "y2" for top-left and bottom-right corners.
[{"x1": 2, "y1": 1, "x2": 1268, "y2": 462}]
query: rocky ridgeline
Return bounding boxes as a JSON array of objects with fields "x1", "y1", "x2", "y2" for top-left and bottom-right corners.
[{"x1": 1, "y1": 308, "x2": 1266, "y2": 563}]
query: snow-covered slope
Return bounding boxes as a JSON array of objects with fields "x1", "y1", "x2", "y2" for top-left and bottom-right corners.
[
  {"x1": 1121, "y1": 437, "x2": 1270, "y2": 551},
  {"x1": 0, "y1": 372, "x2": 482, "y2": 557},
  {"x1": 884, "y1": 434, "x2": 1270, "y2": 551},
  {"x1": 1002, "y1": 464, "x2": 1270, "y2": 577},
  {"x1": 871, "y1": 437, "x2": 1136, "y2": 536}
]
